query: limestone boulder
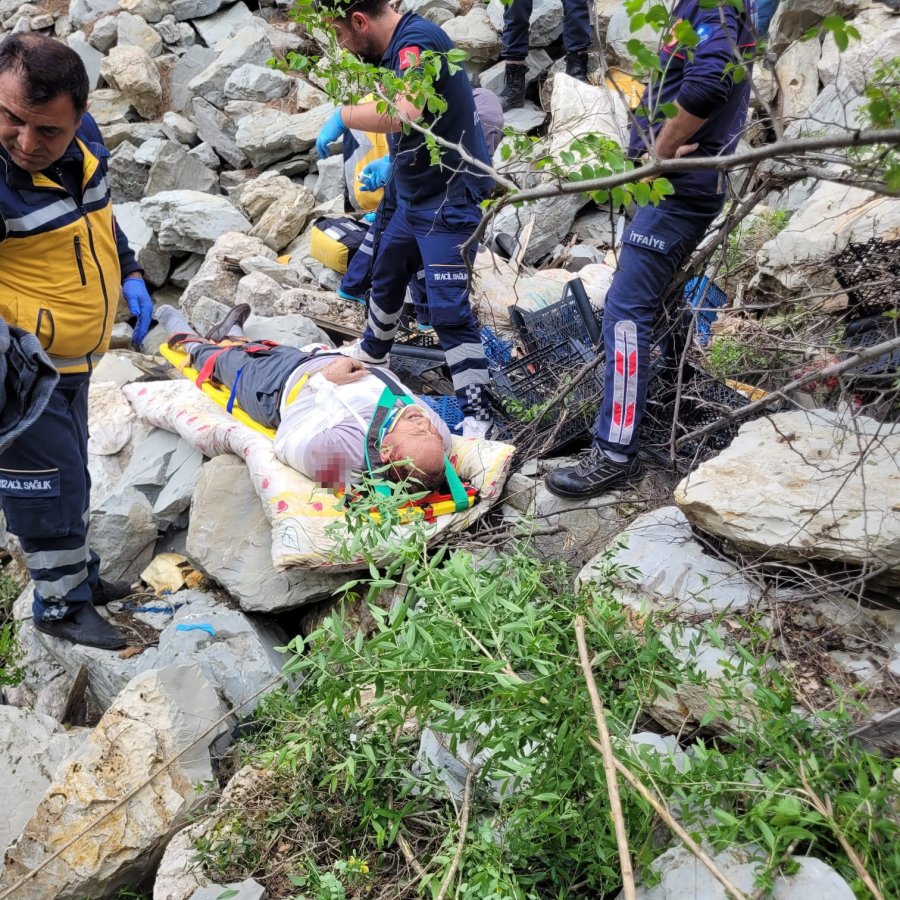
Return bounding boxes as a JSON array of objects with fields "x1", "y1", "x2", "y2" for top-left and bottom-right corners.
[
  {"x1": 114, "y1": 200, "x2": 171, "y2": 287},
  {"x1": 192, "y1": 0, "x2": 254, "y2": 48},
  {"x1": 606, "y1": 2, "x2": 661, "y2": 70},
  {"x1": 187, "y1": 24, "x2": 272, "y2": 108},
  {"x1": 141, "y1": 190, "x2": 252, "y2": 254},
  {"x1": 155, "y1": 14, "x2": 195, "y2": 49},
  {"x1": 101, "y1": 120, "x2": 165, "y2": 150},
  {"x1": 186, "y1": 455, "x2": 345, "y2": 613},
  {"x1": 88, "y1": 380, "x2": 136, "y2": 456},
  {"x1": 235, "y1": 104, "x2": 336, "y2": 168},
  {"x1": 443, "y1": 6, "x2": 502, "y2": 64},
  {"x1": 756, "y1": 182, "x2": 900, "y2": 292},
  {"x1": 621, "y1": 846, "x2": 854, "y2": 899},
  {"x1": 90, "y1": 485, "x2": 158, "y2": 581},
  {"x1": 238, "y1": 173, "x2": 293, "y2": 221},
  {"x1": 117, "y1": 9, "x2": 162, "y2": 56},
  {"x1": 224, "y1": 62, "x2": 293, "y2": 101},
  {"x1": 251, "y1": 185, "x2": 317, "y2": 252},
  {"x1": 178, "y1": 231, "x2": 275, "y2": 321},
  {"x1": 578, "y1": 507, "x2": 762, "y2": 616},
  {"x1": 190, "y1": 97, "x2": 248, "y2": 170},
  {"x1": 489, "y1": 193, "x2": 584, "y2": 264},
  {"x1": 88, "y1": 13, "x2": 118, "y2": 51},
  {"x1": 775, "y1": 38, "x2": 821, "y2": 122},
  {"x1": 100, "y1": 44, "x2": 163, "y2": 120},
  {"x1": 0, "y1": 665, "x2": 227, "y2": 900},
  {"x1": 0, "y1": 708, "x2": 87, "y2": 853},
  {"x1": 234, "y1": 271, "x2": 284, "y2": 313},
  {"x1": 676, "y1": 410, "x2": 900, "y2": 585},
  {"x1": 118, "y1": 0, "x2": 171, "y2": 22},
  {"x1": 242, "y1": 312, "x2": 329, "y2": 348},
  {"x1": 88, "y1": 88, "x2": 133, "y2": 125},
  {"x1": 66, "y1": 30, "x2": 104, "y2": 89},
  {"x1": 68, "y1": 0, "x2": 120, "y2": 30},
  {"x1": 145, "y1": 141, "x2": 219, "y2": 196},
  {"x1": 161, "y1": 110, "x2": 199, "y2": 146},
  {"x1": 167, "y1": 44, "x2": 216, "y2": 114},
  {"x1": 487, "y1": 0, "x2": 561, "y2": 46},
  {"x1": 818, "y1": 6, "x2": 900, "y2": 95}
]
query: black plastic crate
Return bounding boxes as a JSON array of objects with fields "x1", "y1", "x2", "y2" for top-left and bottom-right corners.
[
  {"x1": 832, "y1": 238, "x2": 900, "y2": 321},
  {"x1": 843, "y1": 315, "x2": 900, "y2": 385},
  {"x1": 490, "y1": 339, "x2": 602, "y2": 452},
  {"x1": 509, "y1": 278, "x2": 602, "y2": 355}
]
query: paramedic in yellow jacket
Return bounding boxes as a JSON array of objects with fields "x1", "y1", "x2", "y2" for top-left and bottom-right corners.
[{"x1": 0, "y1": 35, "x2": 153, "y2": 651}]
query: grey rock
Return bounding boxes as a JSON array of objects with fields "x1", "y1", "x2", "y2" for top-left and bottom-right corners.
[
  {"x1": 166, "y1": 45, "x2": 216, "y2": 114},
  {"x1": 443, "y1": 6, "x2": 501, "y2": 64},
  {"x1": 69, "y1": 0, "x2": 121, "y2": 30},
  {"x1": 564, "y1": 243, "x2": 605, "y2": 271},
  {"x1": 91, "y1": 350, "x2": 147, "y2": 388},
  {"x1": 186, "y1": 455, "x2": 346, "y2": 613},
  {"x1": 10, "y1": 15, "x2": 32, "y2": 33},
  {"x1": 251, "y1": 184, "x2": 317, "y2": 252},
  {"x1": 172, "y1": 0, "x2": 224, "y2": 19},
  {"x1": 312, "y1": 154, "x2": 343, "y2": 203},
  {"x1": 0, "y1": 665, "x2": 227, "y2": 899},
  {"x1": 0, "y1": 708, "x2": 87, "y2": 853},
  {"x1": 114, "y1": 200, "x2": 171, "y2": 286},
  {"x1": 234, "y1": 271, "x2": 284, "y2": 313},
  {"x1": 487, "y1": 0, "x2": 562, "y2": 47},
  {"x1": 401, "y1": 0, "x2": 462, "y2": 21},
  {"x1": 292, "y1": 76, "x2": 328, "y2": 110},
  {"x1": 627, "y1": 732, "x2": 690, "y2": 773},
  {"x1": 29, "y1": 12, "x2": 54, "y2": 28},
  {"x1": 152, "y1": 440, "x2": 203, "y2": 524},
  {"x1": 239, "y1": 254, "x2": 301, "y2": 287},
  {"x1": 503, "y1": 102, "x2": 547, "y2": 132},
  {"x1": 54, "y1": 13, "x2": 73, "y2": 37},
  {"x1": 100, "y1": 44, "x2": 163, "y2": 119},
  {"x1": 578, "y1": 507, "x2": 762, "y2": 616},
  {"x1": 169, "y1": 253, "x2": 204, "y2": 288},
  {"x1": 117, "y1": 9, "x2": 162, "y2": 56},
  {"x1": 235, "y1": 103, "x2": 336, "y2": 168},
  {"x1": 187, "y1": 23, "x2": 272, "y2": 108},
  {"x1": 179, "y1": 231, "x2": 275, "y2": 321},
  {"x1": 66, "y1": 30, "x2": 104, "y2": 89},
  {"x1": 100, "y1": 120, "x2": 165, "y2": 149},
  {"x1": 88, "y1": 13, "x2": 118, "y2": 51},
  {"x1": 109, "y1": 142, "x2": 148, "y2": 203},
  {"x1": 622, "y1": 846, "x2": 854, "y2": 899},
  {"x1": 191, "y1": 96, "x2": 248, "y2": 169},
  {"x1": 490, "y1": 193, "x2": 583, "y2": 264},
  {"x1": 190, "y1": 880, "x2": 265, "y2": 900},
  {"x1": 90, "y1": 88, "x2": 134, "y2": 125},
  {"x1": 118, "y1": 0, "x2": 171, "y2": 22},
  {"x1": 188, "y1": 141, "x2": 220, "y2": 168},
  {"x1": 146, "y1": 141, "x2": 219, "y2": 195},
  {"x1": 192, "y1": 0, "x2": 254, "y2": 47},
  {"x1": 224, "y1": 62, "x2": 293, "y2": 101},
  {"x1": 162, "y1": 109, "x2": 199, "y2": 145},
  {"x1": 90, "y1": 486, "x2": 158, "y2": 581},
  {"x1": 155, "y1": 595, "x2": 286, "y2": 712},
  {"x1": 572, "y1": 208, "x2": 618, "y2": 245},
  {"x1": 236, "y1": 173, "x2": 292, "y2": 221},
  {"x1": 155, "y1": 13, "x2": 195, "y2": 49},
  {"x1": 676, "y1": 410, "x2": 900, "y2": 586},
  {"x1": 133, "y1": 135, "x2": 167, "y2": 165},
  {"x1": 242, "y1": 312, "x2": 329, "y2": 347},
  {"x1": 141, "y1": 190, "x2": 252, "y2": 254},
  {"x1": 606, "y1": 2, "x2": 659, "y2": 69},
  {"x1": 187, "y1": 296, "x2": 229, "y2": 337}
]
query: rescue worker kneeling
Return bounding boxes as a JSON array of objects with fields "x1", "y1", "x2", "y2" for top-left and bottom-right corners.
[{"x1": 158, "y1": 305, "x2": 451, "y2": 491}]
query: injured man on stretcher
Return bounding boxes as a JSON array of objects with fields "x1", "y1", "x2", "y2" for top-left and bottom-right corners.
[{"x1": 157, "y1": 304, "x2": 451, "y2": 490}]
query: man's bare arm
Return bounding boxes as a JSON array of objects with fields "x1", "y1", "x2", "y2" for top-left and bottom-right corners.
[
  {"x1": 653, "y1": 101, "x2": 707, "y2": 159},
  {"x1": 341, "y1": 96, "x2": 424, "y2": 134}
]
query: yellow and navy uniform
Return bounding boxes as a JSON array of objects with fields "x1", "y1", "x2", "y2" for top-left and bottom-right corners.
[
  {"x1": 0, "y1": 112, "x2": 142, "y2": 623},
  {"x1": 0, "y1": 112, "x2": 140, "y2": 374}
]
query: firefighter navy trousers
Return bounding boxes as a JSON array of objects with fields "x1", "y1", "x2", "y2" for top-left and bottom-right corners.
[
  {"x1": 501, "y1": 0, "x2": 592, "y2": 59},
  {"x1": 0, "y1": 373, "x2": 99, "y2": 623},
  {"x1": 594, "y1": 192, "x2": 724, "y2": 457},
  {"x1": 359, "y1": 196, "x2": 491, "y2": 421}
]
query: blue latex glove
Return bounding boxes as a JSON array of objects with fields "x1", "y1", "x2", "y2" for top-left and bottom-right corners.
[
  {"x1": 359, "y1": 154, "x2": 392, "y2": 192},
  {"x1": 316, "y1": 107, "x2": 346, "y2": 158},
  {"x1": 122, "y1": 276, "x2": 153, "y2": 349},
  {"x1": 363, "y1": 211, "x2": 377, "y2": 224}
]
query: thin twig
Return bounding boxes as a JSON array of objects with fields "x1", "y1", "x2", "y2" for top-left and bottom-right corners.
[
  {"x1": 588, "y1": 736, "x2": 752, "y2": 900},
  {"x1": 675, "y1": 333, "x2": 900, "y2": 449},
  {"x1": 435, "y1": 768, "x2": 474, "y2": 900},
  {"x1": 575, "y1": 614, "x2": 637, "y2": 900},
  {"x1": 799, "y1": 764, "x2": 886, "y2": 900},
  {"x1": 397, "y1": 831, "x2": 427, "y2": 880}
]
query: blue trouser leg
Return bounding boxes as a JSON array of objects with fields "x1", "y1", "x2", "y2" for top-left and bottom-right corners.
[
  {"x1": 0, "y1": 374, "x2": 94, "y2": 622},
  {"x1": 362, "y1": 199, "x2": 491, "y2": 420},
  {"x1": 756, "y1": 0, "x2": 778, "y2": 37},
  {"x1": 501, "y1": 0, "x2": 533, "y2": 60},
  {"x1": 562, "y1": 0, "x2": 593, "y2": 53},
  {"x1": 594, "y1": 195, "x2": 723, "y2": 457},
  {"x1": 340, "y1": 220, "x2": 377, "y2": 300},
  {"x1": 360, "y1": 206, "x2": 421, "y2": 362},
  {"x1": 410, "y1": 267, "x2": 429, "y2": 325}
]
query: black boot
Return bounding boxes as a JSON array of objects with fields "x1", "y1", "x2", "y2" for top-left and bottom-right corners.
[
  {"x1": 206, "y1": 303, "x2": 252, "y2": 342},
  {"x1": 34, "y1": 603, "x2": 127, "y2": 650},
  {"x1": 544, "y1": 446, "x2": 644, "y2": 499},
  {"x1": 92, "y1": 578, "x2": 134, "y2": 606},
  {"x1": 499, "y1": 63, "x2": 527, "y2": 111},
  {"x1": 565, "y1": 51, "x2": 590, "y2": 83}
]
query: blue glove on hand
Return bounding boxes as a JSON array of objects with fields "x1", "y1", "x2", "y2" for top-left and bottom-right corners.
[
  {"x1": 122, "y1": 276, "x2": 153, "y2": 349},
  {"x1": 316, "y1": 107, "x2": 346, "y2": 158},
  {"x1": 359, "y1": 154, "x2": 392, "y2": 192}
]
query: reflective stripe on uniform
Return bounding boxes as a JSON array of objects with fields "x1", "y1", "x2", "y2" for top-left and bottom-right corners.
[
  {"x1": 26, "y1": 545, "x2": 88, "y2": 569},
  {"x1": 33, "y1": 566, "x2": 88, "y2": 599},
  {"x1": 607, "y1": 320, "x2": 639, "y2": 446}
]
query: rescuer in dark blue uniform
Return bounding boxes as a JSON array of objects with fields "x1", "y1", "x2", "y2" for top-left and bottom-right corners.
[
  {"x1": 315, "y1": 0, "x2": 495, "y2": 439},
  {"x1": 546, "y1": 0, "x2": 756, "y2": 499}
]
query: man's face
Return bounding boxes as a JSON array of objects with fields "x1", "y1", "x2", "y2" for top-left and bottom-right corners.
[
  {"x1": 381, "y1": 406, "x2": 445, "y2": 484},
  {"x1": 0, "y1": 70, "x2": 81, "y2": 173},
  {"x1": 329, "y1": 12, "x2": 383, "y2": 64}
]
